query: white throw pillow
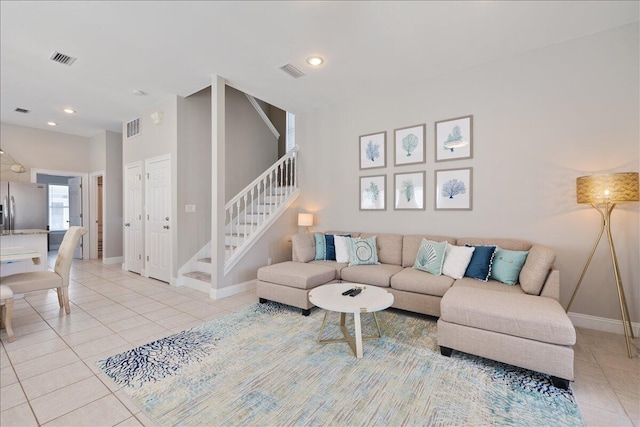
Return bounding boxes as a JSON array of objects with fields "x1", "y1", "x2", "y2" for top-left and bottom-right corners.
[
  {"x1": 442, "y1": 243, "x2": 475, "y2": 279},
  {"x1": 334, "y1": 235, "x2": 351, "y2": 263}
]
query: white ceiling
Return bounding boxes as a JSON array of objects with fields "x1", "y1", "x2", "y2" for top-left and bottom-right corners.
[{"x1": 1, "y1": 1, "x2": 638, "y2": 138}]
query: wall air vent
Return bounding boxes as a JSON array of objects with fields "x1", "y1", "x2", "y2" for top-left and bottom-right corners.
[
  {"x1": 126, "y1": 118, "x2": 141, "y2": 139},
  {"x1": 14, "y1": 108, "x2": 30, "y2": 114},
  {"x1": 280, "y1": 64, "x2": 305, "y2": 79},
  {"x1": 49, "y1": 51, "x2": 77, "y2": 66}
]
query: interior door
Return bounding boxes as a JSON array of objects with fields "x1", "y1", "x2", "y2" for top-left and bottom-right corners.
[
  {"x1": 68, "y1": 177, "x2": 83, "y2": 259},
  {"x1": 145, "y1": 155, "x2": 171, "y2": 283},
  {"x1": 124, "y1": 162, "x2": 143, "y2": 274}
]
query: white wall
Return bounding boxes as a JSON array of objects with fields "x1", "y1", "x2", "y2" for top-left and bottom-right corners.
[
  {"x1": 298, "y1": 24, "x2": 639, "y2": 324},
  {"x1": 0, "y1": 123, "x2": 90, "y2": 181}
]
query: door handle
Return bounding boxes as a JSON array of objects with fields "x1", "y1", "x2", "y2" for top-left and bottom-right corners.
[
  {"x1": 163, "y1": 225, "x2": 170, "y2": 229},
  {"x1": 124, "y1": 223, "x2": 131, "y2": 227}
]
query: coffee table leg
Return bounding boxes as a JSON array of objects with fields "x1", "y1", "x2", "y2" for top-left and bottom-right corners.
[{"x1": 354, "y1": 312, "x2": 363, "y2": 358}]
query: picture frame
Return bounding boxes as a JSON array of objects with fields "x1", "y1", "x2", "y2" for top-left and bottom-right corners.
[
  {"x1": 360, "y1": 175, "x2": 386, "y2": 211},
  {"x1": 394, "y1": 124, "x2": 425, "y2": 166},
  {"x1": 435, "y1": 167, "x2": 473, "y2": 210},
  {"x1": 435, "y1": 115, "x2": 473, "y2": 162},
  {"x1": 359, "y1": 131, "x2": 387, "y2": 170},
  {"x1": 394, "y1": 171, "x2": 425, "y2": 210}
]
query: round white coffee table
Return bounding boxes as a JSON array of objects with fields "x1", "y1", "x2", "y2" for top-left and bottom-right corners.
[{"x1": 308, "y1": 282, "x2": 394, "y2": 358}]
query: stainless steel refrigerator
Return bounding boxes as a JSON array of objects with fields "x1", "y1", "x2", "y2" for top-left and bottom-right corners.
[{"x1": 0, "y1": 181, "x2": 47, "y2": 231}]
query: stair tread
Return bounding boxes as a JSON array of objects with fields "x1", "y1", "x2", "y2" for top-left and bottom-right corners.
[{"x1": 183, "y1": 271, "x2": 211, "y2": 282}]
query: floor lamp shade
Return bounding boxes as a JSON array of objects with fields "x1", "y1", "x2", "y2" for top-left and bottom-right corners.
[{"x1": 576, "y1": 172, "x2": 639, "y2": 204}]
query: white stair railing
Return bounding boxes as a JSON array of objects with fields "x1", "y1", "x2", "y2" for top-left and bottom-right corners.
[{"x1": 224, "y1": 147, "x2": 298, "y2": 266}]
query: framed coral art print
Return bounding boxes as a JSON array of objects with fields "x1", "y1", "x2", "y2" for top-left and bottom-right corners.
[
  {"x1": 394, "y1": 124, "x2": 425, "y2": 166},
  {"x1": 359, "y1": 131, "x2": 386, "y2": 170},
  {"x1": 435, "y1": 167, "x2": 472, "y2": 210},
  {"x1": 394, "y1": 171, "x2": 425, "y2": 210},
  {"x1": 360, "y1": 175, "x2": 386, "y2": 211},
  {"x1": 435, "y1": 115, "x2": 473, "y2": 162}
]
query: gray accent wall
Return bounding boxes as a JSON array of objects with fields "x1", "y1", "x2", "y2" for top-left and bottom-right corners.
[
  {"x1": 105, "y1": 130, "x2": 123, "y2": 259},
  {"x1": 225, "y1": 85, "x2": 279, "y2": 201},
  {"x1": 297, "y1": 24, "x2": 639, "y2": 324},
  {"x1": 177, "y1": 87, "x2": 212, "y2": 269}
]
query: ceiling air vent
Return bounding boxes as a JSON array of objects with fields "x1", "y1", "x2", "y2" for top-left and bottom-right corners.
[
  {"x1": 14, "y1": 107, "x2": 30, "y2": 114},
  {"x1": 126, "y1": 118, "x2": 141, "y2": 139},
  {"x1": 280, "y1": 64, "x2": 305, "y2": 79},
  {"x1": 49, "y1": 51, "x2": 77, "y2": 66}
]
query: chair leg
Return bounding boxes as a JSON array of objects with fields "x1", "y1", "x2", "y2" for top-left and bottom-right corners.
[
  {"x1": 62, "y1": 287, "x2": 71, "y2": 314},
  {"x1": 4, "y1": 299, "x2": 15, "y2": 342},
  {"x1": 57, "y1": 288, "x2": 63, "y2": 307}
]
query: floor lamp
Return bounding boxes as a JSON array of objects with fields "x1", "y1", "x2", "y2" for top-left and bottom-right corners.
[{"x1": 566, "y1": 172, "x2": 639, "y2": 358}]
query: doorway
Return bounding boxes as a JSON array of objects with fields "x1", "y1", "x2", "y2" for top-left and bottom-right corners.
[
  {"x1": 32, "y1": 169, "x2": 89, "y2": 259},
  {"x1": 89, "y1": 171, "x2": 105, "y2": 260}
]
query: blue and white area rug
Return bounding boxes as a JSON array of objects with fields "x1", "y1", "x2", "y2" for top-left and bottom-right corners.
[{"x1": 98, "y1": 303, "x2": 584, "y2": 426}]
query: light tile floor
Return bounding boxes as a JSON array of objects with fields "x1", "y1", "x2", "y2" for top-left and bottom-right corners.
[{"x1": 1, "y1": 257, "x2": 638, "y2": 426}]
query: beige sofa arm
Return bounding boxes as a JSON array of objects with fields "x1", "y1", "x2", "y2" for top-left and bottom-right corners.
[{"x1": 539, "y1": 267, "x2": 560, "y2": 301}]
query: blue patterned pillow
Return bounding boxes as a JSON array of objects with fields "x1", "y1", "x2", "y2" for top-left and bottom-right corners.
[
  {"x1": 491, "y1": 248, "x2": 529, "y2": 285},
  {"x1": 464, "y1": 245, "x2": 497, "y2": 282},
  {"x1": 314, "y1": 233, "x2": 326, "y2": 260},
  {"x1": 413, "y1": 239, "x2": 447, "y2": 275},
  {"x1": 324, "y1": 234, "x2": 351, "y2": 261},
  {"x1": 348, "y1": 236, "x2": 379, "y2": 266}
]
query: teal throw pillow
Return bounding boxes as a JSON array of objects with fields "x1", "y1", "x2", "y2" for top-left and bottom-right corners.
[
  {"x1": 491, "y1": 248, "x2": 529, "y2": 285},
  {"x1": 314, "y1": 233, "x2": 326, "y2": 260},
  {"x1": 348, "y1": 236, "x2": 379, "y2": 266},
  {"x1": 413, "y1": 239, "x2": 447, "y2": 275}
]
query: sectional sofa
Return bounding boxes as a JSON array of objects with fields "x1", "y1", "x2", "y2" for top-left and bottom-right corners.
[{"x1": 256, "y1": 232, "x2": 576, "y2": 389}]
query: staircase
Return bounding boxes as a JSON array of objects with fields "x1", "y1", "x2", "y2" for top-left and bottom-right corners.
[{"x1": 180, "y1": 148, "x2": 299, "y2": 291}]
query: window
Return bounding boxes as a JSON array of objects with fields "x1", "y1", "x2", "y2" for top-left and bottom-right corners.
[
  {"x1": 286, "y1": 111, "x2": 296, "y2": 152},
  {"x1": 49, "y1": 185, "x2": 69, "y2": 230}
]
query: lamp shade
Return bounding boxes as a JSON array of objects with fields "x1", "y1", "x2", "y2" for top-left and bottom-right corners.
[
  {"x1": 576, "y1": 172, "x2": 639, "y2": 204},
  {"x1": 298, "y1": 213, "x2": 314, "y2": 227}
]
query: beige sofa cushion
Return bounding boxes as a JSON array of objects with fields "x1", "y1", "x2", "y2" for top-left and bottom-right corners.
[
  {"x1": 457, "y1": 237, "x2": 532, "y2": 251},
  {"x1": 292, "y1": 233, "x2": 316, "y2": 262},
  {"x1": 309, "y1": 260, "x2": 348, "y2": 280},
  {"x1": 341, "y1": 264, "x2": 403, "y2": 288},
  {"x1": 402, "y1": 235, "x2": 457, "y2": 267},
  {"x1": 519, "y1": 245, "x2": 555, "y2": 295},
  {"x1": 390, "y1": 268, "x2": 454, "y2": 297},
  {"x1": 360, "y1": 233, "x2": 403, "y2": 266},
  {"x1": 257, "y1": 261, "x2": 334, "y2": 290},
  {"x1": 441, "y1": 286, "x2": 575, "y2": 346},
  {"x1": 453, "y1": 277, "x2": 526, "y2": 295}
]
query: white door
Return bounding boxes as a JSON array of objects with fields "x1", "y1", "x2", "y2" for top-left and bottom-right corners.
[
  {"x1": 124, "y1": 162, "x2": 143, "y2": 274},
  {"x1": 68, "y1": 177, "x2": 83, "y2": 259},
  {"x1": 145, "y1": 155, "x2": 171, "y2": 283}
]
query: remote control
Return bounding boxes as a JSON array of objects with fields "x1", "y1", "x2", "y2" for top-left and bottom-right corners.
[
  {"x1": 342, "y1": 288, "x2": 356, "y2": 296},
  {"x1": 349, "y1": 289, "x2": 362, "y2": 297}
]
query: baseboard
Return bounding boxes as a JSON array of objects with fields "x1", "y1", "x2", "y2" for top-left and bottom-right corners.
[
  {"x1": 568, "y1": 312, "x2": 640, "y2": 336},
  {"x1": 210, "y1": 279, "x2": 256, "y2": 300},
  {"x1": 102, "y1": 256, "x2": 123, "y2": 265}
]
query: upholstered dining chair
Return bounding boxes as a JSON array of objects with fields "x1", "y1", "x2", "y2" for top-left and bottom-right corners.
[{"x1": 0, "y1": 226, "x2": 87, "y2": 314}]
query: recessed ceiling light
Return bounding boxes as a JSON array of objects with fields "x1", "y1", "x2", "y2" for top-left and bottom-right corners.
[
  {"x1": 306, "y1": 56, "x2": 324, "y2": 66},
  {"x1": 63, "y1": 108, "x2": 75, "y2": 114},
  {"x1": 132, "y1": 89, "x2": 146, "y2": 96},
  {"x1": 47, "y1": 122, "x2": 57, "y2": 126}
]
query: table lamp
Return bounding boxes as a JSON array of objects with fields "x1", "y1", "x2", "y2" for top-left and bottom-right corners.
[
  {"x1": 566, "y1": 172, "x2": 639, "y2": 358},
  {"x1": 298, "y1": 213, "x2": 314, "y2": 233}
]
